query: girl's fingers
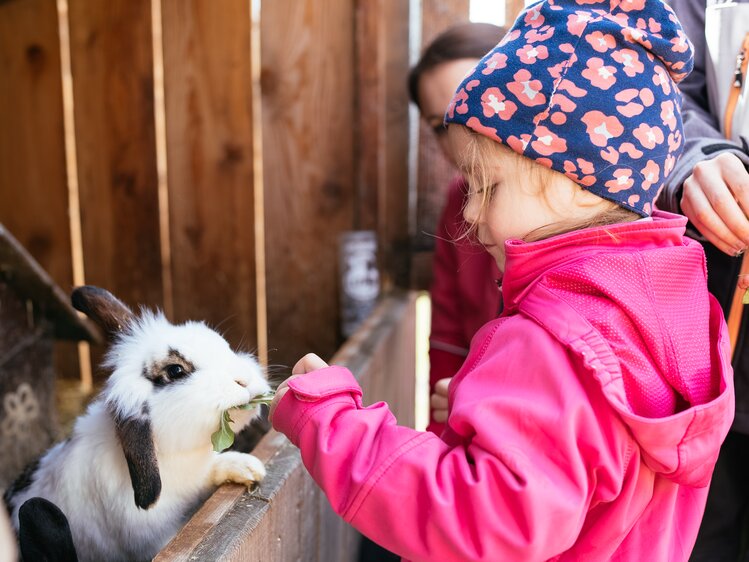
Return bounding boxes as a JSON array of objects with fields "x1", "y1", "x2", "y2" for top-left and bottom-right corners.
[
  {"x1": 268, "y1": 385, "x2": 291, "y2": 423},
  {"x1": 292, "y1": 353, "x2": 329, "y2": 375}
]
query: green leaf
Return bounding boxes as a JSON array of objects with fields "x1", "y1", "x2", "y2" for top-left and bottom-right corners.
[
  {"x1": 211, "y1": 410, "x2": 235, "y2": 453},
  {"x1": 211, "y1": 392, "x2": 276, "y2": 452},
  {"x1": 743, "y1": 289, "x2": 749, "y2": 305}
]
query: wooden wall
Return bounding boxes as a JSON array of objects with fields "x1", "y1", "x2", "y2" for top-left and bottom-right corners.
[{"x1": 0, "y1": 0, "x2": 413, "y2": 376}]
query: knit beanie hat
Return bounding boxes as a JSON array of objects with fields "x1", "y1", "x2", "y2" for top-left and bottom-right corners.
[{"x1": 444, "y1": 0, "x2": 694, "y2": 216}]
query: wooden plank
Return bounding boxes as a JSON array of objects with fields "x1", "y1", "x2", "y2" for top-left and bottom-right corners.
[
  {"x1": 0, "y1": 0, "x2": 82, "y2": 379},
  {"x1": 0, "y1": 0, "x2": 72, "y2": 289},
  {"x1": 414, "y1": 0, "x2": 470, "y2": 256},
  {"x1": 157, "y1": 293, "x2": 417, "y2": 561},
  {"x1": 0, "y1": 224, "x2": 100, "y2": 342},
  {"x1": 261, "y1": 0, "x2": 356, "y2": 368},
  {"x1": 160, "y1": 0, "x2": 257, "y2": 351},
  {"x1": 354, "y1": 0, "x2": 412, "y2": 289},
  {"x1": 66, "y1": 0, "x2": 163, "y2": 310}
]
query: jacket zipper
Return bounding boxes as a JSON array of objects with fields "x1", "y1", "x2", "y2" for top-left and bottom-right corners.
[{"x1": 724, "y1": 32, "x2": 749, "y2": 141}]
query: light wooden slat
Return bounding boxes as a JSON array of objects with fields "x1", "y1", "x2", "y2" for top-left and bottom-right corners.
[
  {"x1": 156, "y1": 292, "x2": 418, "y2": 561},
  {"x1": 261, "y1": 0, "x2": 356, "y2": 369},
  {"x1": 160, "y1": 0, "x2": 258, "y2": 352},
  {"x1": 67, "y1": 0, "x2": 163, "y2": 310}
]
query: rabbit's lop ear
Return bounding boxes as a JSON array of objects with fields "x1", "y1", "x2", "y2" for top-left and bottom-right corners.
[
  {"x1": 112, "y1": 407, "x2": 162, "y2": 510},
  {"x1": 71, "y1": 285, "x2": 135, "y2": 341},
  {"x1": 19, "y1": 497, "x2": 79, "y2": 562}
]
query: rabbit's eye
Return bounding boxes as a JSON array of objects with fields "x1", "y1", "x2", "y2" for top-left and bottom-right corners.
[{"x1": 165, "y1": 364, "x2": 187, "y2": 379}]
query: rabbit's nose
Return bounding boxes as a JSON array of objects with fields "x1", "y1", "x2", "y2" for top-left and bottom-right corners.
[{"x1": 235, "y1": 379, "x2": 248, "y2": 388}]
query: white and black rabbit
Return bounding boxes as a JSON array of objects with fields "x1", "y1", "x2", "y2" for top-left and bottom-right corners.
[{"x1": 3, "y1": 286, "x2": 270, "y2": 562}]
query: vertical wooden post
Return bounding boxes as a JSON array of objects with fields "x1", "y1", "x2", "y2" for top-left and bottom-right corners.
[
  {"x1": 0, "y1": 0, "x2": 81, "y2": 379},
  {"x1": 261, "y1": 0, "x2": 356, "y2": 368},
  {"x1": 354, "y1": 0, "x2": 412, "y2": 290},
  {"x1": 66, "y1": 0, "x2": 163, "y2": 311},
  {"x1": 160, "y1": 0, "x2": 258, "y2": 353},
  {"x1": 0, "y1": 0, "x2": 72, "y2": 297}
]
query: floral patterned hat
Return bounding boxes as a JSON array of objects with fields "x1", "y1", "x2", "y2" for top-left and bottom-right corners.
[{"x1": 444, "y1": 0, "x2": 694, "y2": 216}]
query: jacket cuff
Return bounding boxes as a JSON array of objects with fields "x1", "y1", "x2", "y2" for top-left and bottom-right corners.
[{"x1": 273, "y1": 366, "x2": 362, "y2": 443}]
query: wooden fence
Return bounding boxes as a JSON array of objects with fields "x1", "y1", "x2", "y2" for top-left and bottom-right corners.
[{"x1": 0, "y1": 0, "x2": 421, "y2": 379}]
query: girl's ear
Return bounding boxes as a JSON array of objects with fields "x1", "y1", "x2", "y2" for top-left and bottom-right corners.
[
  {"x1": 71, "y1": 286, "x2": 135, "y2": 342},
  {"x1": 109, "y1": 404, "x2": 162, "y2": 510}
]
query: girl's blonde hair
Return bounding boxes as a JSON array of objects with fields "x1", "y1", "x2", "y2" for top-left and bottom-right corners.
[{"x1": 459, "y1": 129, "x2": 639, "y2": 242}]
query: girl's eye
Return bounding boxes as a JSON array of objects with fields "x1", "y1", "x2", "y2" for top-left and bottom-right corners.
[
  {"x1": 165, "y1": 364, "x2": 186, "y2": 379},
  {"x1": 431, "y1": 123, "x2": 447, "y2": 136}
]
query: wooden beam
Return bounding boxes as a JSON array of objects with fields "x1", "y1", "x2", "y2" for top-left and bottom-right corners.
[
  {"x1": 160, "y1": 0, "x2": 258, "y2": 352},
  {"x1": 261, "y1": 0, "x2": 356, "y2": 368},
  {"x1": 67, "y1": 0, "x2": 163, "y2": 311}
]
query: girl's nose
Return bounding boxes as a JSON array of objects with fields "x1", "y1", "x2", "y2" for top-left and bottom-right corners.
[{"x1": 463, "y1": 193, "x2": 481, "y2": 225}]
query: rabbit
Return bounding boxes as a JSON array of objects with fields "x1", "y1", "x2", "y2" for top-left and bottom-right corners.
[{"x1": 3, "y1": 286, "x2": 270, "y2": 562}]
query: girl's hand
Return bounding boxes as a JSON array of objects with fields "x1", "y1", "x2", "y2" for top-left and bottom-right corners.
[
  {"x1": 269, "y1": 353, "x2": 329, "y2": 423},
  {"x1": 430, "y1": 377, "x2": 451, "y2": 423}
]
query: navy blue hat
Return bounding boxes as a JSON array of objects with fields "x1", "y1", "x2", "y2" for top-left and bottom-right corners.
[{"x1": 445, "y1": 0, "x2": 694, "y2": 216}]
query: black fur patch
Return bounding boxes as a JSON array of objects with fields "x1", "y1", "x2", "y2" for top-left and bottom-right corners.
[
  {"x1": 142, "y1": 348, "x2": 195, "y2": 388},
  {"x1": 110, "y1": 404, "x2": 161, "y2": 509},
  {"x1": 19, "y1": 497, "x2": 78, "y2": 562},
  {"x1": 3, "y1": 458, "x2": 40, "y2": 515}
]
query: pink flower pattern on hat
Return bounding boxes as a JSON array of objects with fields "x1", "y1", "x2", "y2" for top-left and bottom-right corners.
[{"x1": 444, "y1": 0, "x2": 694, "y2": 216}]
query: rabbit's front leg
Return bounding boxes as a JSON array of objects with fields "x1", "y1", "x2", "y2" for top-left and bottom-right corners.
[{"x1": 211, "y1": 452, "x2": 266, "y2": 488}]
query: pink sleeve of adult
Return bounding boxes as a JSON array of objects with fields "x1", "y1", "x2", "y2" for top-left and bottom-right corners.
[{"x1": 272, "y1": 323, "x2": 622, "y2": 562}]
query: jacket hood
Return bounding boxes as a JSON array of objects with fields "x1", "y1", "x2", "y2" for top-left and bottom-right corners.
[{"x1": 503, "y1": 211, "x2": 734, "y2": 487}]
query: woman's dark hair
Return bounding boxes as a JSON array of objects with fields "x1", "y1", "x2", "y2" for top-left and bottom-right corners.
[{"x1": 408, "y1": 22, "x2": 508, "y2": 110}]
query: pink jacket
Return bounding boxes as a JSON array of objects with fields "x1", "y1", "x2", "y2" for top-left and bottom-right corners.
[
  {"x1": 429, "y1": 176, "x2": 501, "y2": 433},
  {"x1": 273, "y1": 212, "x2": 734, "y2": 561}
]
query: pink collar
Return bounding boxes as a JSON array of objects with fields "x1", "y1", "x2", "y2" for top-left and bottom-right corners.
[{"x1": 500, "y1": 211, "x2": 688, "y2": 312}]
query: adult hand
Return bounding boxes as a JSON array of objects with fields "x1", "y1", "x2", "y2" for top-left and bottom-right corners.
[
  {"x1": 430, "y1": 377, "x2": 451, "y2": 423},
  {"x1": 269, "y1": 353, "x2": 329, "y2": 423},
  {"x1": 680, "y1": 152, "x2": 749, "y2": 256}
]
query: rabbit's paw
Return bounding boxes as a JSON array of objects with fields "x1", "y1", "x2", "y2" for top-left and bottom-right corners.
[{"x1": 211, "y1": 451, "x2": 266, "y2": 488}]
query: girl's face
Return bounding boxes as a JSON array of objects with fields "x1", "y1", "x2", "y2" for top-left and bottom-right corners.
[
  {"x1": 417, "y1": 59, "x2": 480, "y2": 165},
  {"x1": 448, "y1": 126, "x2": 611, "y2": 272}
]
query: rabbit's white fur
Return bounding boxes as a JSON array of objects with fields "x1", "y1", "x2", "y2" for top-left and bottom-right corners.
[{"x1": 6, "y1": 310, "x2": 269, "y2": 562}]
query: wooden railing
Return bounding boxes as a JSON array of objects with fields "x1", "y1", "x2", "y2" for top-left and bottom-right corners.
[{"x1": 156, "y1": 292, "x2": 417, "y2": 561}]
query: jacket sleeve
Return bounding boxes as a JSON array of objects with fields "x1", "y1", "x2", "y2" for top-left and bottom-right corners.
[
  {"x1": 659, "y1": 0, "x2": 749, "y2": 213},
  {"x1": 272, "y1": 320, "x2": 625, "y2": 562}
]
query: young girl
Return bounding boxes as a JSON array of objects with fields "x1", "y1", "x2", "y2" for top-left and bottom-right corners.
[
  {"x1": 408, "y1": 23, "x2": 505, "y2": 434},
  {"x1": 270, "y1": 0, "x2": 735, "y2": 559}
]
